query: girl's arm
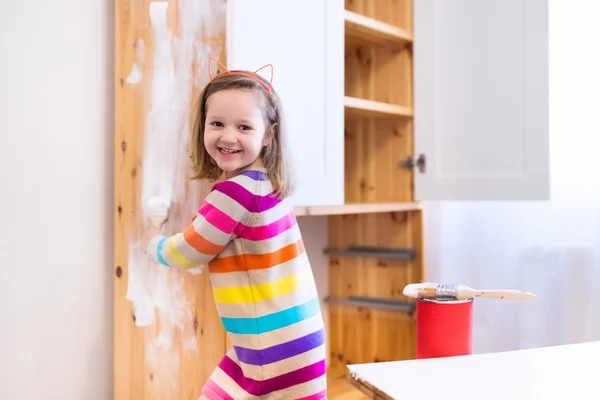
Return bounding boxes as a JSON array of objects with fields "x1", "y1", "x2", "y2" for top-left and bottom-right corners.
[{"x1": 145, "y1": 179, "x2": 256, "y2": 269}]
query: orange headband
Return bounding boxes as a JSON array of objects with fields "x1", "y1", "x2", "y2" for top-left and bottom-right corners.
[{"x1": 208, "y1": 57, "x2": 274, "y2": 93}]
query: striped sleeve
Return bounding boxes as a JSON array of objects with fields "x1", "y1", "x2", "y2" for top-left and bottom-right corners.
[{"x1": 146, "y1": 178, "x2": 259, "y2": 269}]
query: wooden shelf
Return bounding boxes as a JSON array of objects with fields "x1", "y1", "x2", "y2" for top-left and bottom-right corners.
[
  {"x1": 330, "y1": 0, "x2": 421, "y2": 375},
  {"x1": 344, "y1": 96, "x2": 413, "y2": 119},
  {"x1": 294, "y1": 202, "x2": 421, "y2": 217},
  {"x1": 344, "y1": 10, "x2": 412, "y2": 47}
]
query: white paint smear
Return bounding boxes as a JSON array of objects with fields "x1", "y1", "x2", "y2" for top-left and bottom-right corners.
[
  {"x1": 125, "y1": 0, "x2": 225, "y2": 393},
  {"x1": 126, "y1": 62, "x2": 143, "y2": 85},
  {"x1": 125, "y1": 243, "x2": 154, "y2": 326}
]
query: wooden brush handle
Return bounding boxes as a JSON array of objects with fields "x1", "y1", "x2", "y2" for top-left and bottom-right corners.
[
  {"x1": 413, "y1": 285, "x2": 536, "y2": 302},
  {"x1": 463, "y1": 289, "x2": 536, "y2": 302}
]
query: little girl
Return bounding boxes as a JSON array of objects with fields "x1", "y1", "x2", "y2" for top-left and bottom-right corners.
[{"x1": 141, "y1": 61, "x2": 327, "y2": 400}]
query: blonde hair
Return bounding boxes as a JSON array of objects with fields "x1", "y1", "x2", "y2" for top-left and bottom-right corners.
[{"x1": 189, "y1": 71, "x2": 295, "y2": 199}]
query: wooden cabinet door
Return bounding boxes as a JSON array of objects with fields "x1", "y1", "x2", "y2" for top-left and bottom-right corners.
[
  {"x1": 227, "y1": 0, "x2": 345, "y2": 207},
  {"x1": 414, "y1": 0, "x2": 550, "y2": 201}
]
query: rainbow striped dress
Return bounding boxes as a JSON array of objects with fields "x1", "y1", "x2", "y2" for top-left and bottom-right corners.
[{"x1": 148, "y1": 167, "x2": 327, "y2": 399}]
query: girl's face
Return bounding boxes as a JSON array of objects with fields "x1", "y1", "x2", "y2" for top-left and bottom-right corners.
[{"x1": 204, "y1": 89, "x2": 270, "y2": 177}]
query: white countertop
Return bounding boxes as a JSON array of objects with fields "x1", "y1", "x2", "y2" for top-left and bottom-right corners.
[{"x1": 347, "y1": 341, "x2": 598, "y2": 399}]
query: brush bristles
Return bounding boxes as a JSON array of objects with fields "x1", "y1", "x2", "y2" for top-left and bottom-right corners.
[{"x1": 403, "y1": 283, "x2": 438, "y2": 299}]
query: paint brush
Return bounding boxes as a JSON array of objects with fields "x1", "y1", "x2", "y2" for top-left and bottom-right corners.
[
  {"x1": 147, "y1": 195, "x2": 170, "y2": 228},
  {"x1": 403, "y1": 282, "x2": 537, "y2": 302}
]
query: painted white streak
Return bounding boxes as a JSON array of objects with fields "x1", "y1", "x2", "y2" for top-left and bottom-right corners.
[
  {"x1": 141, "y1": 1, "x2": 176, "y2": 212},
  {"x1": 125, "y1": 243, "x2": 154, "y2": 326},
  {"x1": 125, "y1": 0, "x2": 226, "y2": 393}
]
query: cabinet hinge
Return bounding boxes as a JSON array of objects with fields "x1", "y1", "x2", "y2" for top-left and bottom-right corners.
[{"x1": 399, "y1": 154, "x2": 426, "y2": 173}]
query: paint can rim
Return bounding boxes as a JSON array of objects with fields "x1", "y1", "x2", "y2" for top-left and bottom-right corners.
[{"x1": 417, "y1": 297, "x2": 474, "y2": 305}]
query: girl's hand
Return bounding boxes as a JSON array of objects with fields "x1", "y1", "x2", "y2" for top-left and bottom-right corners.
[{"x1": 140, "y1": 225, "x2": 162, "y2": 253}]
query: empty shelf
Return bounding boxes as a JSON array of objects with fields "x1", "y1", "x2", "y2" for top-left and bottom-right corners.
[
  {"x1": 293, "y1": 202, "x2": 422, "y2": 217},
  {"x1": 344, "y1": 97, "x2": 414, "y2": 118},
  {"x1": 345, "y1": 10, "x2": 412, "y2": 47}
]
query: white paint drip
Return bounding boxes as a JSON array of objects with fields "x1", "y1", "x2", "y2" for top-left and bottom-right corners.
[
  {"x1": 125, "y1": 0, "x2": 225, "y2": 393},
  {"x1": 188, "y1": 265, "x2": 206, "y2": 275},
  {"x1": 126, "y1": 63, "x2": 143, "y2": 85},
  {"x1": 127, "y1": 39, "x2": 145, "y2": 86},
  {"x1": 183, "y1": 337, "x2": 198, "y2": 351},
  {"x1": 136, "y1": 38, "x2": 145, "y2": 64}
]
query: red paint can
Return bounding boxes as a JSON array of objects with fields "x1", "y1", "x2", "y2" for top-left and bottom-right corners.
[{"x1": 415, "y1": 298, "x2": 474, "y2": 359}]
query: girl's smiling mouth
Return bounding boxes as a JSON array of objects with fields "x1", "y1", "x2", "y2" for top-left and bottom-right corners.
[{"x1": 219, "y1": 148, "x2": 241, "y2": 155}]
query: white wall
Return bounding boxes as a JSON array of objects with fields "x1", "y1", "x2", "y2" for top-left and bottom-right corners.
[
  {"x1": 424, "y1": 0, "x2": 600, "y2": 353},
  {"x1": 0, "y1": 1, "x2": 113, "y2": 399}
]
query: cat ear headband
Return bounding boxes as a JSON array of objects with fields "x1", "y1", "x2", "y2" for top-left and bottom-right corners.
[{"x1": 208, "y1": 57, "x2": 273, "y2": 93}]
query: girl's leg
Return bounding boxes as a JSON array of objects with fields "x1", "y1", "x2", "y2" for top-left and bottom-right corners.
[{"x1": 200, "y1": 347, "x2": 251, "y2": 400}]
